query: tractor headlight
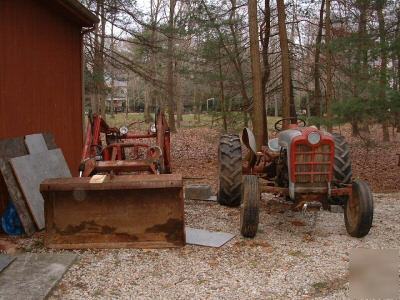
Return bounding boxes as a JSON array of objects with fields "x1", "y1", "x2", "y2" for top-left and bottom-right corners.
[
  {"x1": 307, "y1": 131, "x2": 321, "y2": 145},
  {"x1": 119, "y1": 126, "x2": 128, "y2": 135},
  {"x1": 150, "y1": 123, "x2": 157, "y2": 133}
]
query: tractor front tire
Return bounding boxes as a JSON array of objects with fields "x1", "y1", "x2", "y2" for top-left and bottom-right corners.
[
  {"x1": 333, "y1": 133, "x2": 352, "y2": 183},
  {"x1": 218, "y1": 134, "x2": 242, "y2": 207},
  {"x1": 344, "y1": 180, "x2": 373, "y2": 238},
  {"x1": 240, "y1": 175, "x2": 260, "y2": 238}
]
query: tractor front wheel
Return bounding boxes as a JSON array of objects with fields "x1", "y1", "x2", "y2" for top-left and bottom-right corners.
[
  {"x1": 218, "y1": 134, "x2": 242, "y2": 207},
  {"x1": 344, "y1": 180, "x2": 373, "y2": 238},
  {"x1": 240, "y1": 175, "x2": 260, "y2": 238}
]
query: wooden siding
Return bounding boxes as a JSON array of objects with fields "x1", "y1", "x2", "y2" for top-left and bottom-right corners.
[{"x1": 0, "y1": 0, "x2": 84, "y2": 175}]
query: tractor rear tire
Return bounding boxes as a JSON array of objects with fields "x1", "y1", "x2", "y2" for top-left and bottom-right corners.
[
  {"x1": 333, "y1": 133, "x2": 352, "y2": 184},
  {"x1": 218, "y1": 134, "x2": 242, "y2": 207},
  {"x1": 331, "y1": 133, "x2": 352, "y2": 205},
  {"x1": 344, "y1": 180, "x2": 373, "y2": 238},
  {"x1": 240, "y1": 175, "x2": 260, "y2": 238}
]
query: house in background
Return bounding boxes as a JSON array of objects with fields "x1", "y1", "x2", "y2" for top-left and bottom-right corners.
[
  {"x1": 106, "y1": 78, "x2": 128, "y2": 113},
  {"x1": 0, "y1": 0, "x2": 98, "y2": 174}
]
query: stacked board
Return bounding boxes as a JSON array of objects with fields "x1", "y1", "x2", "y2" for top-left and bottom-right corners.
[{"x1": 0, "y1": 134, "x2": 71, "y2": 234}]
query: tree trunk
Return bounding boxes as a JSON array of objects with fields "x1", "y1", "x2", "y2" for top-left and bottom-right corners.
[
  {"x1": 325, "y1": 0, "x2": 333, "y2": 132},
  {"x1": 248, "y1": 0, "x2": 266, "y2": 149},
  {"x1": 351, "y1": 120, "x2": 360, "y2": 137},
  {"x1": 261, "y1": 0, "x2": 271, "y2": 142},
  {"x1": 193, "y1": 86, "x2": 200, "y2": 123},
  {"x1": 167, "y1": 0, "x2": 177, "y2": 132},
  {"x1": 110, "y1": 20, "x2": 115, "y2": 119},
  {"x1": 229, "y1": 0, "x2": 250, "y2": 127},
  {"x1": 376, "y1": 1, "x2": 389, "y2": 142},
  {"x1": 176, "y1": 68, "x2": 182, "y2": 128},
  {"x1": 98, "y1": 0, "x2": 106, "y2": 119},
  {"x1": 276, "y1": 0, "x2": 295, "y2": 127},
  {"x1": 93, "y1": 0, "x2": 106, "y2": 119},
  {"x1": 144, "y1": 85, "x2": 152, "y2": 123},
  {"x1": 218, "y1": 47, "x2": 228, "y2": 132},
  {"x1": 312, "y1": 0, "x2": 325, "y2": 123}
]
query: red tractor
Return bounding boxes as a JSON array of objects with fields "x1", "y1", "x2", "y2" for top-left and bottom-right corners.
[{"x1": 217, "y1": 117, "x2": 373, "y2": 238}]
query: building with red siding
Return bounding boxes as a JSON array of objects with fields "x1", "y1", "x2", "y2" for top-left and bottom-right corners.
[{"x1": 0, "y1": 0, "x2": 98, "y2": 174}]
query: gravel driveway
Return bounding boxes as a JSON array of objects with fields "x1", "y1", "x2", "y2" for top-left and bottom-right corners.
[{"x1": 48, "y1": 192, "x2": 399, "y2": 299}]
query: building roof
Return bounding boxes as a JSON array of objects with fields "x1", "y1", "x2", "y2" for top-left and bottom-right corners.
[{"x1": 47, "y1": 0, "x2": 99, "y2": 27}]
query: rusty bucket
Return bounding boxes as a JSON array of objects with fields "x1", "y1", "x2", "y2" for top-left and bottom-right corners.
[{"x1": 40, "y1": 174, "x2": 185, "y2": 249}]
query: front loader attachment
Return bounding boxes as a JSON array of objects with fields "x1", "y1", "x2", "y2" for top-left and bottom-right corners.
[{"x1": 40, "y1": 174, "x2": 185, "y2": 249}]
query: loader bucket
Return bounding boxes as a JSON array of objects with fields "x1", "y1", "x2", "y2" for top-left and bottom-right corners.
[{"x1": 40, "y1": 174, "x2": 185, "y2": 249}]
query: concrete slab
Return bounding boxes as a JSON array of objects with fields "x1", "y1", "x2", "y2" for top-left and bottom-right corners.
[
  {"x1": 25, "y1": 134, "x2": 48, "y2": 154},
  {"x1": 0, "y1": 255, "x2": 15, "y2": 273},
  {"x1": 0, "y1": 253, "x2": 77, "y2": 300},
  {"x1": 186, "y1": 227, "x2": 235, "y2": 248},
  {"x1": 185, "y1": 184, "x2": 215, "y2": 201}
]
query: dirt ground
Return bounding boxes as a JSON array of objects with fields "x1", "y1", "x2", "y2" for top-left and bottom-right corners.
[{"x1": 2, "y1": 123, "x2": 400, "y2": 299}]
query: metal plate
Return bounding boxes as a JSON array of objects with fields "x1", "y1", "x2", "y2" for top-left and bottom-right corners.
[
  {"x1": 10, "y1": 149, "x2": 71, "y2": 230},
  {"x1": 185, "y1": 227, "x2": 235, "y2": 248},
  {"x1": 25, "y1": 134, "x2": 48, "y2": 154},
  {"x1": 0, "y1": 255, "x2": 15, "y2": 273},
  {"x1": 0, "y1": 253, "x2": 76, "y2": 299}
]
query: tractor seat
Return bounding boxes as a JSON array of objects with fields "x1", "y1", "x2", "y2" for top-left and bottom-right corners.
[{"x1": 268, "y1": 138, "x2": 281, "y2": 152}]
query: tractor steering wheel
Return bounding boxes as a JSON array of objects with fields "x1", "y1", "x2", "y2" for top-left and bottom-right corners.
[{"x1": 274, "y1": 117, "x2": 306, "y2": 132}]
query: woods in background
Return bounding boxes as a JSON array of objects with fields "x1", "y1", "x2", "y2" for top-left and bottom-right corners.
[{"x1": 81, "y1": 0, "x2": 400, "y2": 141}]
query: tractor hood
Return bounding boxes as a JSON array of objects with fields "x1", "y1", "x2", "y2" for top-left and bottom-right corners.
[{"x1": 278, "y1": 126, "x2": 333, "y2": 148}]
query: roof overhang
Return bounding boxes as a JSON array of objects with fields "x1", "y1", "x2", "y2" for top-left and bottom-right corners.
[{"x1": 45, "y1": 0, "x2": 99, "y2": 28}]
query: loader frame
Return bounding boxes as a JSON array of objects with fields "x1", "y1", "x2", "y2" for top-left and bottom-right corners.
[{"x1": 80, "y1": 110, "x2": 171, "y2": 176}]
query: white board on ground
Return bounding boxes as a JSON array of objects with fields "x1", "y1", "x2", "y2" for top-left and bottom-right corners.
[
  {"x1": 10, "y1": 149, "x2": 71, "y2": 230},
  {"x1": 0, "y1": 255, "x2": 15, "y2": 273},
  {"x1": 185, "y1": 227, "x2": 235, "y2": 247},
  {"x1": 25, "y1": 134, "x2": 48, "y2": 154},
  {"x1": 0, "y1": 253, "x2": 76, "y2": 299}
]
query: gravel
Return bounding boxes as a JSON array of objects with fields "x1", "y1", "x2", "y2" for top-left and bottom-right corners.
[{"x1": 42, "y1": 192, "x2": 400, "y2": 299}]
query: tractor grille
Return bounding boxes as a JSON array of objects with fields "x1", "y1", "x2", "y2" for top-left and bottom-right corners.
[{"x1": 293, "y1": 143, "x2": 332, "y2": 185}]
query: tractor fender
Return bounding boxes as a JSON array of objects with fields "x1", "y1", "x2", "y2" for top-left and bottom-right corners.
[
  {"x1": 241, "y1": 128, "x2": 257, "y2": 156},
  {"x1": 241, "y1": 128, "x2": 258, "y2": 168}
]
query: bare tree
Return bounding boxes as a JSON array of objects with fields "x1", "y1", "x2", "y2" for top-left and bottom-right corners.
[
  {"x1": 249, "y1": 0, "x2": 266, "y2": 148},
  {"x1": 277, "y1": 0, "x2": 295, "y2": 126},
  {"x1": 376, "y1": 0, "x2": 389, "y2": 141},
  {"x1": 312, "y1": 0, "x2": 325, "y2": 124},
  {"x1": 325, "y1": 0, "x2": 333, "y2": 132},
  {"x1": 166, "y1": 0, "x2": 177, "y2": 132},
  {"x1": 93, "y1": 0, "x2": 106, "y2": 119}
]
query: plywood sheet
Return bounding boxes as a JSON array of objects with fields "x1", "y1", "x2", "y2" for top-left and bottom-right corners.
[
  {"x1": 0, "y1": 137, "x2": 27, "y2": 159},
  {"x1": 0, "y1": 253, "x2": 76, "y2": 299},
  {"x1": 186, "y1": 228, "x2": 235, "y2": 248},
  {"x1": 10, "y1": 149, "x2": 71, "y2": 230},
  {"x1": 0, "y1": 137, "x2": 36, "y2": 234},
  {"x1": 25, "y1": 134, "x2": 48, "y2": 154},
  {"x1": 0, "y1": 159, "x2": 36, "y2": 235}
]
